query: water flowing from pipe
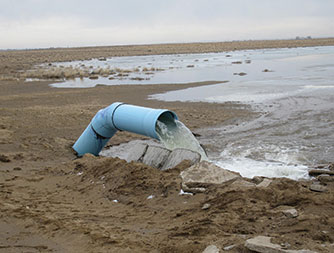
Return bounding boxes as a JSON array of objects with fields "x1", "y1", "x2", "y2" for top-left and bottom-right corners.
[{"x1": 155, "y1": 119, "x2": 208, "y2": 161}]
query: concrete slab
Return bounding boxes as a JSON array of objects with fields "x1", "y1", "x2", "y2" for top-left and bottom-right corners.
[
  {"x1": 245, "y1": 236, "x2": 316, "y2": 253},
  {"x1": 202, "y1": 245, "x2": 220, "y2": 253},
  {"x1": 231, "y1": 178, "x2": 256, "y2": 188},
  {"x1": 180, "y1": 161, "x2": 240, "y2": 192},
  {"x1": 245, "y1": 236, "x2": 284, "y2": 253},
  {"x1": 161, "y1": 148, "x2": 201, "y2": 171},
  {"x1": 142, "y1": 145, "x2": 171, "y2": 169},
  {"x1": 125, "y1": 143, "x2": 148, "y2": 162},
  {"x1": 257, "y1": 178, "x2": 272, "y2": 188},
  {"x1": 309, "y1": 183, "x2": 328, "y2": 192}
]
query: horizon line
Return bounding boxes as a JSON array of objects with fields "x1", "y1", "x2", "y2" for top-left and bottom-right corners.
[{"x1": 2, "y1": 36, "x2": 334, "y2": 51}]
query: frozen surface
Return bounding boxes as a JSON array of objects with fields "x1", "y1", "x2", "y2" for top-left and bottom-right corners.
[{"x1": 50, "y1": 46, "x2": 334, "y2": 89}]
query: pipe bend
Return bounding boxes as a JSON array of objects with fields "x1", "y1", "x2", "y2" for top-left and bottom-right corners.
[
  {"x1": 91, "y1": 102, "x2": 123, "y2": 138},
  {"x1": 73, "y1": 102, "x2": 178, "y2": 157}
]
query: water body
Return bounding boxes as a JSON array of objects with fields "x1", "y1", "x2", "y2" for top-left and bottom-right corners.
[
  {"x1": 50, "y1": 47, "x2": 333, "y2": 88},
  {"x1": 155, "y1": 120, "x2": 208, "y2": 161},
  {"x1": 151, "y1": 46, "x2": 334, "y2": 180}
]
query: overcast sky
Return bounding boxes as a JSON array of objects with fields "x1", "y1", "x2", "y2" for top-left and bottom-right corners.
[{"x1": 0, "y1": 0, "x2": 333, "y2": 49}]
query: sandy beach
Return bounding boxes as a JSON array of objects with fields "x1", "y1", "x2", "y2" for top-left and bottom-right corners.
[{"x1": 1, "y1": 39, "x2": 334, "y2": 252}]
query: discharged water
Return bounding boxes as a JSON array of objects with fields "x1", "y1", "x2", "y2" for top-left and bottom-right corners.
[{"x1": 155, "y1": 119, "x2": 208, "y2": 161}]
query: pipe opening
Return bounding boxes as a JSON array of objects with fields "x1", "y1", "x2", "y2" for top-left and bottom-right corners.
[
  {"x1": 157, "y1": 111, "x2": 177, "y2": 126},
  {"x1": 156, "y1": 111, "x2": 178, "y2": 136}
]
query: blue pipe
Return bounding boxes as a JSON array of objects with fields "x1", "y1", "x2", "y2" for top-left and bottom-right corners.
[{"x1": 72, "y1": 102, "x2": 178, "y2": 156}]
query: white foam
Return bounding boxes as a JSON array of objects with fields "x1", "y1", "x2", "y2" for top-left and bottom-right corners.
[
  {"x1": 216, "y1": 159, "x2": 309, "y2": 180},
  {"x1": 215, "y1": 145, "x2": 310, "y2": 180}
]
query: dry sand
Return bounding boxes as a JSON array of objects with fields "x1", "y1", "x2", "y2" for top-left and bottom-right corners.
[{"x1": 1, "y1": 39, "x2": 334, "y2": 252}]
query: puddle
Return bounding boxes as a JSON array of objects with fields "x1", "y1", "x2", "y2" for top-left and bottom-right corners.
[{"x1": 27, "y1": 47, "x2": 332, "y2": 88}]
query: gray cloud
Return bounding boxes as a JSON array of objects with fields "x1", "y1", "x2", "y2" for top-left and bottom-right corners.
[{"x1": 0, "y1": 0, "x2": 333, "y2": 49}]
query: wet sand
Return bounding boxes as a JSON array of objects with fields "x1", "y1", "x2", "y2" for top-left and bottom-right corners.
[{"x1": 1, "y1": 39, "x2": 334, "y2": 252}]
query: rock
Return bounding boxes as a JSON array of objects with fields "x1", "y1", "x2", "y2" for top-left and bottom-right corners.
[
  {"x1": 89, "y1": 75, "x2": 99, "y2": 80},
  {"x1": 245, "y1": 236, "x2": 283, "y2": 252},
  {"x1": 257, "y1": 178, "x2": 272, "y2": 188},
  {"x1": 180, "y1": 161, "x2": 240, "y2": 193},
  {"x1": 223, "y1": 245, "x2": 235, "y2": 251},
  {"x1": 233, "y1": 72, "x2": 247, "y2": 76},
  {"x1": 0, "y1": 154, "x2": 11, "y2": 163},
  {"x1": 245, "y1": 236, "x2": 316, "y2": 253},
  {"x1": 181, "y1": 182, "x2": 206, "y2": 193},
  {"x1": 98, "y1": 57, "x2": 107, "y2": 61},
  {"x1": 314, "y1": 163, "x2": 334, "y2": 170},
  {"x1": 130, "y1": 77, "x2": 145, "y2": 81},
  {"x1": 283, "y1": 208, "x2": 298, "y2": 218},
  {"x1": 309, "y1": 183, "x2": 327, "y2": 192},
  {"x1": 314, "y1": 164, "x2": 327, "y2": 169},
  {"x1": 125, "y1": 143, "x2": 148, "y2": 162},
  {"x1": 202, "y1": 203, "x2": 211, "y2": 210},
  {"x1": 281, "y1": 242, "x2": 291, "y2": 249},
  {"x1": 317, "y1": 174, "x2": 334, "y2": 183},
  {"x1": 309, "y1": 169, "x2": 334, "y2": 176},
  {"x1": 142, "y1": 146, "x2": 171, "y2": 169},
  {"x1": 252, "y1": 176, "x2": 264, "y2": 184},
  {"x1": 203, "y1": 245, "x2": 219, "y2": 253},
  {"x1": 231, "y1": 178, "x2": 256, "y2": 188},
  {"x1": 161, "y1": 148, "x2": 201, "y2": 171},
  {"x1": 26, "y1": 176, "x2": 44, "y2": 182}
]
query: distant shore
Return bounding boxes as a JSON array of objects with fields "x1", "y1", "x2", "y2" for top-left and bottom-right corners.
[{"x1": 1, "y1": 38, "x2": 334, "y2": 79}]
